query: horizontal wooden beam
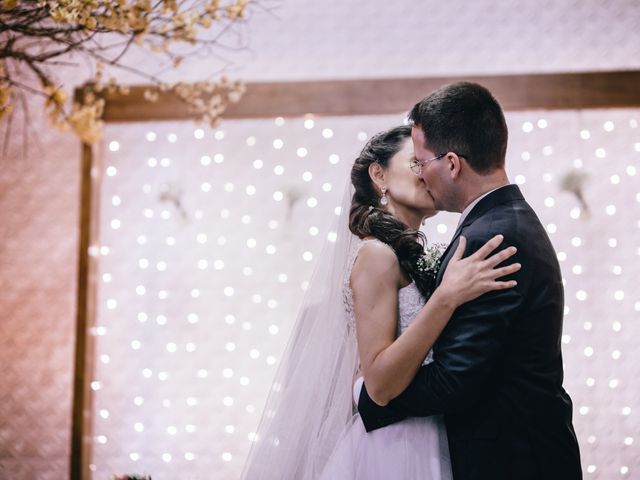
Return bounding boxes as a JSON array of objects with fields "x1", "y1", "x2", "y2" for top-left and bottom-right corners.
[{"x1": 93, "y1": 70, "x2": 640, "y2": 123}]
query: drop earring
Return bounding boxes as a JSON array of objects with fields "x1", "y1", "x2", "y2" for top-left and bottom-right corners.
[{"x1": 380, "y1": 186, "x2": 389, "y2": 206}]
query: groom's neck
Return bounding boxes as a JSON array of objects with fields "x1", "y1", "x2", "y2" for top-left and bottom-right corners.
[{"x1": 457, "y1": 169, "x2": 510, "y2": 212}]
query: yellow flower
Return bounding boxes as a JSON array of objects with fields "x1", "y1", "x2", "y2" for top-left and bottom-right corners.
[
  {"x1": 84, "y1": 16, "x2": 97, "y2": 29},
  {"x1": 43, "y1": 84, "x2": 68, "y2": 111},
  {"x1": 162, "y1": 0, "x2": 177, "y2": 12},
  {"x1": 200, "y1": 15, "x2": 212, "y2": 28},
  {"x1": 68, "y1": 100, "x2": 105, "y2": 144},
  {"x1": 52, "y1": 88, "x2": 68, "y2": 106},
  {"x1": 135, "y1": 0, "x2": 151, "y2": 11}
]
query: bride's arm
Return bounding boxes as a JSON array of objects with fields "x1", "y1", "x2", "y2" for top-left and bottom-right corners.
[
  {"x1": 353, "y1": 234, "x2": 519, "y2": 407},
  {"x1": 352, "y1": 244, "x2": 454, "y2": 407}
]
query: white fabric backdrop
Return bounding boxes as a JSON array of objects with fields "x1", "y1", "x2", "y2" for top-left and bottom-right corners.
[{"x1": 91, "y1": 109, "x2": 640, "y2": 479}]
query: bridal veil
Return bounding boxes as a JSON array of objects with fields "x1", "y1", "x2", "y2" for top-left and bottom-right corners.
[{"x1": 241, "y1": 183, "x2": 360, "y2": 479}]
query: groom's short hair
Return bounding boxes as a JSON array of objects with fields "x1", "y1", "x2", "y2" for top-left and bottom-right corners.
[{"x1": 408, "y1": 82, "x2": 508, "y2": 174}]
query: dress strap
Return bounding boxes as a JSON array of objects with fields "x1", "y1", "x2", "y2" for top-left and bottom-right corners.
[
  {"x1": 360, "y1": 237, "x2": 395, "y2": 252},
  {"x1": 343, "y1": 238, "x2": 389, "y2": 327},
  {"x1": 348, "y1": 239, "x2": 393, "y2": 276},
  {"x1": 348, "y1": 238, "x2": 395, "y2": 276}
]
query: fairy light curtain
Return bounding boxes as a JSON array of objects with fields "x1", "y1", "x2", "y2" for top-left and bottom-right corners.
[{"x1": 91, "y1": 110, "x2": 639, "y2": 479}]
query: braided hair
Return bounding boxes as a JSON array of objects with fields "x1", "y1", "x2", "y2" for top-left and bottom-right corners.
[{"x1": 349, "y1": 125, "x2": 436, "y2": 298}]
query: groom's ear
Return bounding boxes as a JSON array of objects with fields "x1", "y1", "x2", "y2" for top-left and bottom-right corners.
[{"x1": 447, "y1": 153, "x2": 462, "y2": 180}]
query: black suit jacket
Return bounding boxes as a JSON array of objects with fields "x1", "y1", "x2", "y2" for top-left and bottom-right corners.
[{"x1": 358, "y1": 185, "x2": 582, "y2": 480}]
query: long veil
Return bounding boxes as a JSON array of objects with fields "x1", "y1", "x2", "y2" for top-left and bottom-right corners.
[{"x1": 241, "y1": 182, "x2": 360, "y2": 479}]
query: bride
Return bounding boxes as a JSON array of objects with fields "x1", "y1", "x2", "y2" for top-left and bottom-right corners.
[{"x1": 241, "y1": 125, "x2": 520, "y2": 479}]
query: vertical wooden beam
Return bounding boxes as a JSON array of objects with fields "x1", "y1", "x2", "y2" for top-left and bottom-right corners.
[{"x1": 70, "y1": 142, "x2": 100, "y2": 480}]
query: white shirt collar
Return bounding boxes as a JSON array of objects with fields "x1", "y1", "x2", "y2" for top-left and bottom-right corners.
[{"x1": 456, "y1": 184, "x2": 511, "y2": 229}]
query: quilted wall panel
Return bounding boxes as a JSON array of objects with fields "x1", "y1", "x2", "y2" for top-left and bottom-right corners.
[{"x1": 0, "y1": 112, "x2": 80, "y2": 479}]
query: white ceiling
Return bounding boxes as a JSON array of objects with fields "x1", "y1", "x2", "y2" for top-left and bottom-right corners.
[
  {"x1": 228, "y1": 0, "x2": 640, "y2": 80},
  {"x1": 50, "y1": 0, "x2": 640, "y2": 88}
]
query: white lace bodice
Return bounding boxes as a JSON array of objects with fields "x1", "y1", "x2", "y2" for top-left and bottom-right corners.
[{"x1": 343, "y1": 238, "x2": 434, "y2": 365}]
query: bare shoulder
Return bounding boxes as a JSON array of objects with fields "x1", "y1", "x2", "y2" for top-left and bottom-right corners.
[{"x1": 350, "y1": 240, "x2": 401, "y2": 289}]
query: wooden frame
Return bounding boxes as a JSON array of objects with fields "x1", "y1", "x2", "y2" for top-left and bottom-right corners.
[
  {"x1": 71, "y1": 143, "x2": 102, "y2": 480},
  {"x1": 71, "y1": 70, "x2": 640, "y2": 479},
  {"x1": 100, "y1": 70, "x2": 640, "y2": 122}
]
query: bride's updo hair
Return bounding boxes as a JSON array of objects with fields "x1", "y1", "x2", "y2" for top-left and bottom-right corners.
[{"x1": 349, "y1": 125, "x2": 436, "y2": 298}]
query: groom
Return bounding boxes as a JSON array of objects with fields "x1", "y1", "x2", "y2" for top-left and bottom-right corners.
[{"x1": 357, "y1": 82, "x2": 582, "y2": 479}]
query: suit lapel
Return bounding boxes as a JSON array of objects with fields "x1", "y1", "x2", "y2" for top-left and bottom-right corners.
[{"x1": 435, "y1": 185, "x2": 524, "y2": 285}]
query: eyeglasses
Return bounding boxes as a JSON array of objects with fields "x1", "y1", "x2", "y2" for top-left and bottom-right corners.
[{"x1": 409, "y1": 153, "x2": 446, "y2": 176}]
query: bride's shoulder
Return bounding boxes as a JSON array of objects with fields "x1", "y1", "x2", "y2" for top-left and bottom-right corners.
[
  {"x1": 351, "y1": 238, "x2": 400, "y2": 282},
  {"x1": 358, "y1": 237, "x2": 395, "y2": 255}
]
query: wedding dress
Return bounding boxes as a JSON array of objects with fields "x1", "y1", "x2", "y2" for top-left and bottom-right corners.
[
  {"x1": 241, "y1": 185, "x2": 451, "y2": 480},
  {"x1": 318, "y1": 238, "x2": 453, "y2": 480}
]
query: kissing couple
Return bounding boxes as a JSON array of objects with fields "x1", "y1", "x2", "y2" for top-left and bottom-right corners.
[{"x1": 242, "y1": 82, "x2": 583, "y2": 480}]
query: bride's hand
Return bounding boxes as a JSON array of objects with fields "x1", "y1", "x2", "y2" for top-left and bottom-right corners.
[{"x1": 438, "y1": 234, "x2": 520, "y2": 308}]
